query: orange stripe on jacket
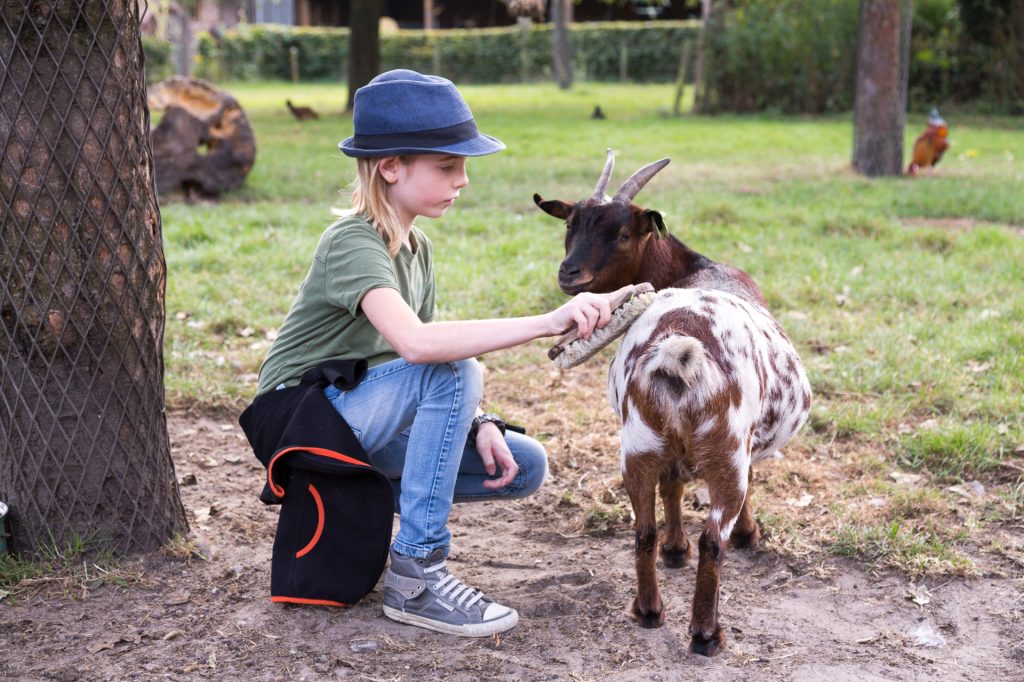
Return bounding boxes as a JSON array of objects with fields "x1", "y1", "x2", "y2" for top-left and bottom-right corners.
[
  {"x1": 267, "y1": 446, "x2": 370, "y2": 498},
  {"x1": 295, "y1": 483, "x2": 325, "y2": 558}
]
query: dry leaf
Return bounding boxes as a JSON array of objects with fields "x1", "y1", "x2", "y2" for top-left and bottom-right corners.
[
  {"x1": 786, "y1": 493, "x2": 813, "y2": 508},
  {"x1": 87, "y1": 633, "x2": 128, "y2": 654},
  {"x1": 890, "y1": 471, "x2": 923, "y2": 486},
  {"x1": 162, "y1": 629, "x2": 183, "y2": 641},
  {"x1": 164, "y1": 591, "x2": 191, "y2": 606},
  {"x1": 967, "y1": 360, "x2": 993, "y2": 373},
  {"x1": 947, "y1": 480, "x2": 985, "y2": 499},
  {"x1": 906, "y1": 584, "x2": 931, "y2": 606},
  {"x1": 223, "y1": 455, "x2": 243, "y2": 465}
]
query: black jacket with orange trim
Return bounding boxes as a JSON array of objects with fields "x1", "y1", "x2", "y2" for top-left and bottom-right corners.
[{"x1": 239, "y1": 360, "x2": 394, "y2": 606}]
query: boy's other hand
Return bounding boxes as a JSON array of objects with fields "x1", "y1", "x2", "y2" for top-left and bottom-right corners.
[{"x1": 476, "y1": 422, "x2": 518, "y2": 490}]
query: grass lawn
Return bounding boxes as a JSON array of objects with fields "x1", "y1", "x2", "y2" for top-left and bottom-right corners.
[{"x1": 159, "y1": 81, "x2": 1024, "y2": 575}]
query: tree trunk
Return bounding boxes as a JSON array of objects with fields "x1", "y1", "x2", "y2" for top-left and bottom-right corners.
[
  {"x1": 348, "y1": 0, "x2": 383, "y2": 111},
  {"x1": 1012, "y1": 0, "x2": 1024, "y2": 106},
  {"x1": 551, "y1": 0, "x2": 573, "y2": 90},
  {"x1": 0, "y1": 0, "x2": 187, "y2": 555},
  {"x1": 853, "y1": 0, "x2": 913, "y2": 176},
  {"x1": 692, "y1": 0, "x2": 712, "y2": 113}
]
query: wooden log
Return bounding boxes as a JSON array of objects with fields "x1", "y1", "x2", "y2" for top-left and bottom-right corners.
[{"x1": 147, "y1": 77, "x2": 256, "y2": 196}]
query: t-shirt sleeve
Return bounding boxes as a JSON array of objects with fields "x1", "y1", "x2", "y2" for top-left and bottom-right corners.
[{"x1": 321, "y1": 228, "x2": 398, "y2": 316}]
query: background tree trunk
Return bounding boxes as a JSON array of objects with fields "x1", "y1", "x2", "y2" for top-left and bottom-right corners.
[
  {"x1": 692, "y1": 0, "x2": 712, "y2": 113},
  {"x1": 0, "y1": 0, "x2": 187, "y2": 555},
  {"x1": 853, "y1": 0, "x2": 913, "y2": 176},
  {"x1": 551, "y1": 0, "x2": 573, "y2": 90},
  {"x1": 348, "y1": 0, "x2": 383, "y2": 111}
]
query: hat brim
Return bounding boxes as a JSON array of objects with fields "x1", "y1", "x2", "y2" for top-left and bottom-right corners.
[{"x1": 338, "y1": 132, "x2": 506, "y2": 158}]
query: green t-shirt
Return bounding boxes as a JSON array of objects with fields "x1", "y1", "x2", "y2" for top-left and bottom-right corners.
[{"x1": 256, "y1": 216, "x2": 435, "y2": 394}]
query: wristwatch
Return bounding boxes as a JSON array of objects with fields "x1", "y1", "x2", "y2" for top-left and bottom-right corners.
[{"x1": 469, "y1": 412, "x2": 506, "y2": 440}]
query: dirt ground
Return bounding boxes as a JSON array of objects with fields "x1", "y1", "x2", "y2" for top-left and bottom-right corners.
[{"x1": 2, "y1": 351, "x2": 1023, "y2": 681}]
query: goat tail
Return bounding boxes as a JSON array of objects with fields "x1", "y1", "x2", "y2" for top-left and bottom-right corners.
[
  {"x1": 645, "y1": 335, "x2": 706, "y2": 385},
  {"x1": 636, "y1": 335, "x2": 713, "y2": 409}
]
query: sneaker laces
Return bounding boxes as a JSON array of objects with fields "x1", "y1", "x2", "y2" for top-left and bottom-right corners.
[{"x1": 425, "y1": 561, "x2": 485, "y2": 608}]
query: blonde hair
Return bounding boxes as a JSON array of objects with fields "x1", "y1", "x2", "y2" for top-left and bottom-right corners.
[{"x1": 342, "y1": 157, "x2": 408, "y2": 257}]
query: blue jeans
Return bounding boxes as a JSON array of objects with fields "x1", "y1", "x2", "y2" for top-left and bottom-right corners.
[{"x1": 322, "y1": 357, "x2": 547, "y2": 559}]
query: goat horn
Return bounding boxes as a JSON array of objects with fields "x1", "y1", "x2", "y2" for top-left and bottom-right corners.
[
  {"x1": 592, "y1": 148, "x2": 615, "y2": 201},
  {"x1": 613, "y1": 158, "x2": 670, "y2": 203}
]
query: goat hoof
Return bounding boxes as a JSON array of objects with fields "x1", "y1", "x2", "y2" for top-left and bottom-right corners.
[
  {"x1": 629, "y1": 599, "x2": 665, "y2": 628},
  {"x1": 689, "y1": 627, "x2": 725, "y2": 657},
  {"x1": 660, "y1": 543, "x2": 691, "y2": 568},
  {"x1": 730, "y1": 524, "x2": 761, "y2": 550}
]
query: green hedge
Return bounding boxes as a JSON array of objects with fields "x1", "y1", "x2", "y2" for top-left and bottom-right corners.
[
  {"x1": 142, "y1": 36, "x2": 173, "y2": 84},
  {"x1": 702, "y1": 0, "x2": 1022, "y2": 114},
  {"x1": 193, "y1": 9, "x2": 1018, "y2": 113},
  {"x1": 194, "y1": 21, "x2": 701, "y2": 84}
]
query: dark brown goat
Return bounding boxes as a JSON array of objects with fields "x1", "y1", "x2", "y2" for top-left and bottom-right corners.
[{"x1": 535, "y1": 150, "x2": 811, "y2": 656}]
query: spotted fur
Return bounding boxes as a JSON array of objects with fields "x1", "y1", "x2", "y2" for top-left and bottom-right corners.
[{"x1": 536, "y1": 154, "x2": 812, "y2": 656}]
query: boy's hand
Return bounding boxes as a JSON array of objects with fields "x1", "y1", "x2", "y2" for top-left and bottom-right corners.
[
  {"x1": 547, "y1": 285, "x2": 635, "y2": 339},
  {"x1": 476, "y1": 422, "x2": 518, "y2": 490}
]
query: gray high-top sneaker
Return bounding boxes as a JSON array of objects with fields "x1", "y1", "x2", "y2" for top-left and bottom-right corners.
[{"x1": 382, "y1": 548, "x2": 519, "y2": 637}]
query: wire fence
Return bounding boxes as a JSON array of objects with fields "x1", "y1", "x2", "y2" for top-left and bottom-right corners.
[{"x1": 0, "y1": 0, "x2": 187, "y2": 555}]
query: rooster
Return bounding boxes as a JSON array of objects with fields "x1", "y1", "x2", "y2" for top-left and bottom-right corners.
[
  {"x1": 286, "y1": 99, "x2": 319, "y2": 121},
  {"x1": 907, "y1": 109, "x2": 950, "y2": 176}
]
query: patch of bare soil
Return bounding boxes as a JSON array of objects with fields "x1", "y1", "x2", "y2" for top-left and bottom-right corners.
[
  {"x1": 2, "y1": 348, "x2": 1023, "y2": 681},
  {"x1": 898, "y1": 216, "x2": 1024, "y2": 234}
]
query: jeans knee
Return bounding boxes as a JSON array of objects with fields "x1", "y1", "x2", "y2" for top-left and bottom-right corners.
[
  {"x1": 418, "y1": 359, "x2": 482, "y2": 426},
  {"x1": 452, "y1": 358, "x2": 483, "y2": 408},
  {"x1": 510, "y1": 437, "x2": 548, "y2": 498}
]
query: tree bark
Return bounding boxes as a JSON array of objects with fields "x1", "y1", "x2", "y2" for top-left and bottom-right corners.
[
  {"x1": 551, "y1": 0, "x2": 573, "y2": 90},
  {"x1": 853, "y1": 0, "x2": 913, "y2": 176},
  {"x1": 0, "y1": 0, "x2": 187, "y2": 555},
  {"x1": 692, "y1": 0, "x2": 712, "y2": 113},
  {"x1": 1012, "y1": 0, "x2": 1024, "y2": 105},
  {"x1": 348, "y1": 0, "x2": 383, "y2": 111}
]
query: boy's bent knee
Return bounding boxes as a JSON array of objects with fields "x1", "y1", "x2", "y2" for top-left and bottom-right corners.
[{"x1": 510, "y1": 436, "x2": 548, "y2": 498}]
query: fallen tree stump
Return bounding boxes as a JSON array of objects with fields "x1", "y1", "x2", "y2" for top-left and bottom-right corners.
[{"x1": 148, "y1": 77, "x2": 256, "y2": 197}]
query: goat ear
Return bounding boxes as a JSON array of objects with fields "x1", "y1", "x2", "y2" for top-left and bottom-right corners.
[
  {"x1": 644, "y1": 209, "x2": 667, "y2": 238},
  {"x1": 533, "y1": 194, "x2": 573, "y2": 220}
]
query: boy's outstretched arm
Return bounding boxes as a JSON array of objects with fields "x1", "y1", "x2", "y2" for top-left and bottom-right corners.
[{"x1": 361, "y1": 286, "x2": 624, "y2": 365}]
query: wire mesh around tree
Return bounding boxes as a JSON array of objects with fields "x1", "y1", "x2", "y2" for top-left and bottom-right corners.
[{"x1": 0, "y1": 0, "x2": 188, "y2": 555}]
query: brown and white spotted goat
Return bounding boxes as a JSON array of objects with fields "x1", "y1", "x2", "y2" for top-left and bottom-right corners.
[{"x1": 535, "y1": 150, "x2": 811, "y2": 656}]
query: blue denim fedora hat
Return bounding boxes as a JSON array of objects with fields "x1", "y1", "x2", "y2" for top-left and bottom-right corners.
[{"x1": 339, "y1": 69, "x2": 505, "y2": 158}]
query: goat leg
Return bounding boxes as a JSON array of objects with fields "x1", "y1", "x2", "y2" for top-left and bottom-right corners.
[
  {"x1": 729, "y1": 468, "x2": 762, "y2": 549},
  {"x1": 625, "y1": 466, "x2": 664, "y2": 627},
  {"x1": 689, "y1": 527, "x2": 726, "y2": 656},
  {"x1": 658, "y1": 466, "x2": 692, "y2": 568},
  {"x1": 690, "y1": 470, "x2": 748, "y2": 657}
]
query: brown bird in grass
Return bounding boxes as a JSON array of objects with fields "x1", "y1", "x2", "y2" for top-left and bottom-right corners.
[
  {"x1": 908, "y1": 108, "x2": 950, "y2": 176},
  {"x1": 286, "y1": 99, "x2": 319, "y2": 121}
]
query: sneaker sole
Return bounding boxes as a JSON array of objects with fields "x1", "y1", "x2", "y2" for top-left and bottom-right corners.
[{"x1": 383, "y1": 605, "x2": 519, "y2": 638}]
